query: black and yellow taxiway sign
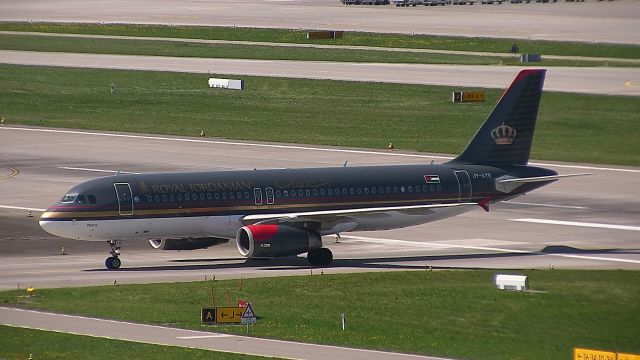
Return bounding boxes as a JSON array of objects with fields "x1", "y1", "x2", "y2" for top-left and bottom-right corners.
[
  {"x1": 574, "y1": 348, "x2": 640, "y2": 360},
  {"x1": 215, "y1": 307, "x2": 244, "y2": 323}
]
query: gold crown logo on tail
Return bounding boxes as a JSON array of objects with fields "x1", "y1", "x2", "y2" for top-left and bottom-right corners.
[{"x1": 491, "y1": 123, "x2": 517, "y2": 145}]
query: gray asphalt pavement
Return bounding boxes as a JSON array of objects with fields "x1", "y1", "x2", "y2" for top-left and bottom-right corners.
[
  {"x1": 1, "y1": 50, "x2": 639, "y2": 96},
  {"x1": 0, "y1": 126, "x2": 638, "y2": 293},
  {"x1": 0, "y1": 0, "x2": 638, "y2": 44}
]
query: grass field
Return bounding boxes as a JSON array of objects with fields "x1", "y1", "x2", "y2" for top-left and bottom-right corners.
[
  {"x1": 1, "y1": 270, "x2": 638, "y2": 360},
  {"x1": 2, "y1": 22, "x2": 639, "y2": 59},
  {"x1": 0, "y1": 33, "x2": 627, "y2": 67},
  {"x1": 0, "y1": 33, "x2": 517, "y2": 66},
  {"x1": 0, "y1": 325, "x2": 277, "y2": 360},
  {"x1": 1, "y1": 64, "x2": 638, "y2": 166}
]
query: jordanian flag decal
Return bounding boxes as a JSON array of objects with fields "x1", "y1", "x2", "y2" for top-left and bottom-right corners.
[{"x1": 423, "y1": 175, "x2": 441, "y2": 184}]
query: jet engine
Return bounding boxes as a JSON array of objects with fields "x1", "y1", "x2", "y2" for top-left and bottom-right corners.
[
  {"x1": 149, "y1": 237, "x2": 229, "y2": 250},
  {"x1": 236, "y1": 224, "x2": 322, "y2": 258}
]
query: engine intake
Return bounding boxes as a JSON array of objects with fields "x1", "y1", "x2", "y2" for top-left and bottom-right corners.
[
  {"x1": 236, "y1": 224, "x2": 322, "y2": 258},
  {"x1": 149, "y1": 237, "x2": 228, "y2": 250}
]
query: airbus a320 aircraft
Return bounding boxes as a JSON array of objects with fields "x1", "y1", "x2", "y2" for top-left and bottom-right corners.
[{"x1": 39, "y1": 69, "x2": 584, "y2": 270}]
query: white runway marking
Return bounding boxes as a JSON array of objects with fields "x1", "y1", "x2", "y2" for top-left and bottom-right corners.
[
  {"x1": 552, "y1": 254, "x2": 640, "y2": 265},
  {"x1": 504, "y1": 201, "x2": 589, "y2": 210},
  {"x1": 3, "y1": 126, "x2": 639, "y2": 173},
  {"x1": 510, "y1": 218, "x2": 640, "y2": 232},
  {"x1": 344, "y1": 236, "x2": 531, "y2": 253},
  {"x1": 58, "y1": 166, "x2": 140, "y2": 174},
  {"x1": 343, "y1": 236, "x2": 640, "y2": 264},
  {"x1": 0, "y1": 204, "x2": 46, "y2": 212}
]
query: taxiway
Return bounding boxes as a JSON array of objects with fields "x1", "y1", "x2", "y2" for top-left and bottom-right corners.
[
  {"x1": 0, "y1": 0, "x2": 638, "y2": 44},
  {"x1": 1, "y1": 50, "x2": 639, "y2": 96},
  {"x1": 0, "y1": 126, "x2": 638, "y2": 292}
]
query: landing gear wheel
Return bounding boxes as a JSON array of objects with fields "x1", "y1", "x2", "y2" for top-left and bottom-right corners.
[
  {"x1": 307, "y1": 248, "x2": 333, "y2": 266},
  {"x1": 105, "y1": 256, "x2": 121, "y2": 269},
  {"x1": 106, "y1": 240, "x2": 123, "y2": 270}
]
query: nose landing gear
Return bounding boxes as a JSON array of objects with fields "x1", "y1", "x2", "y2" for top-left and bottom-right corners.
[{"x1": 105, "y1": 240, "x2": 122, "y2": 269}]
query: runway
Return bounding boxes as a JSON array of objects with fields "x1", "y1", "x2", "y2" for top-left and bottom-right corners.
[
  {"x1": 2, "y1": 50, "x2": 639, "y2": 96},
  {"x1": 1, "y1": 126, "x2": 638, "y2": 292},
  {"x1": 0, "y1": 0, "x2": 638, "y2": 44}
]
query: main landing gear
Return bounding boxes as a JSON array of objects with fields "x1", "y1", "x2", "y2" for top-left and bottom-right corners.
[
  {"x1": 105, "y1": 240, "x2": 122, "y2": 270},
  {"x1": 307, "y1": 247, "x2": 333, "y2": 266}
]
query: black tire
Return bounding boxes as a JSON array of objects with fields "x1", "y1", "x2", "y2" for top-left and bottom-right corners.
[
  {"x1": 316, "y1": 248, "x2": 333, "y2": 266},
  {"x1": 308, "y1": 249, "x2": 332, "y2": 266},
  {"x1": 105, "y1": 256, "x2": 121, "y2": 269}
]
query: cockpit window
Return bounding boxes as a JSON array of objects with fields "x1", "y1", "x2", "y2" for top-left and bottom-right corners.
[
  {"x1": 61, "y1": 193, "x2": 77, "y2": 203},
  {"x1": 76, "y1": 194, "x2": 86, "y2": 204},
  {"x1": 87, "y1": 195, "x2": 97, "y2": 204}
]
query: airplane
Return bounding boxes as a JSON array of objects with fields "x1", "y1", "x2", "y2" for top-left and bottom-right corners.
[{"x1": 39, "y1": 69, "x2": 586, "y2": 270}]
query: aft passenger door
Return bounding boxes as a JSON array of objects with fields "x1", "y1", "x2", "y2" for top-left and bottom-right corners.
[
  {"x1": 454, "y1": 170, "x2": 472, "y2": 202},
  {"x1": 114, "y1": 183, "x2": 133, "y2": 215}
]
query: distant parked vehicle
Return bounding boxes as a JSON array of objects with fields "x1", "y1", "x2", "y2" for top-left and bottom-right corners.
[
  {"x1": 451, "y1": 0, "x2": 476, "y2": 4},
  {"x1": 340, "y1": 0, "x2": 390, "y2": 4},
  {"x1": 511, "y1": 0, "x2": 532, "y2": 3},
  {"x1": 481, "y1": 0, "x2": 503, "y2": 3},
  {"x1": 424, "y1": 0, "x2": 448, "y2": 5},
  {"x1": 392, "y1": 0, "x2": 422, "y2": 6},
  {"x1": 535, "y1": 0, "x2": 558, "y2": 2}
]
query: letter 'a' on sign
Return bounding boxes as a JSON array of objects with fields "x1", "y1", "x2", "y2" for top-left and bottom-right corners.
[{"x1": 201, "y1": 308, "x2": 216, "y2": 324}]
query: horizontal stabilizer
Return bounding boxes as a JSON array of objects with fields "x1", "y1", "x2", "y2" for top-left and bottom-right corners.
[
  {"x1": 495, "y1": 173, "x2": 591, "y2": 193},
  {"x1": 498, "y1": 173, "x2": 591, "y2": 184}
]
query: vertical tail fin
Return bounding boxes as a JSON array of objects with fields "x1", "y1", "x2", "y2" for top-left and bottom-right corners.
[{"x1": 450, "y1": 69, "x2": 546, "y2": 167}]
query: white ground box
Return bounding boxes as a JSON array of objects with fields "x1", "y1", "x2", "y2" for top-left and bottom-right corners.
[
  {"x1": 494, "y1": 274, "x2": 528, "y2": 291},
  {"x1": 208, "y1": 78, "x2": 244, "y2": 90}
]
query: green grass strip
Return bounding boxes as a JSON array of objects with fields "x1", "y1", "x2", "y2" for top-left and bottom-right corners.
[
  {"x1": 2, "y1": 270, "x2": 638, "y2": 360},
  {"x1": 0, "y1": 34, "x2": 515, "y2": 66},
  {"x1": 0, "y1": 325, "x2": 278, "y2": 360},
  {"x1": 1, "y1": 22, "x2": 639, "y2": 59},
  {"x1": 0, "y1": 33, "x2": 631, "y2": 67},
  {"x1": 1, "y1": 64, "x2": 638, "y2": 166}
]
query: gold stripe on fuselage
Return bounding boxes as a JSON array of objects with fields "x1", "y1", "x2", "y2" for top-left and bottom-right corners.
[{"x1": 40, "y1": 196, "x2": 473, "y2": 220}]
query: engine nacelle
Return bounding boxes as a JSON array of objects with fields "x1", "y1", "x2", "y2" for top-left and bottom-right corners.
[
  {"x1": 149, "y1": 237, "x2": 228, "y2": 250},
  {"x1": 236, "y1": 224, "x2": 322, "y2": 258}
]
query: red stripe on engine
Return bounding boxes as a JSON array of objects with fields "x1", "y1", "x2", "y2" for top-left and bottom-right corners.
[{"x1": 246, "y1": 224, "x2": 279, "y2": 242}]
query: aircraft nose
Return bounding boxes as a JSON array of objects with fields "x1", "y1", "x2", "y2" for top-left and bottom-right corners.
[
  {"x1": 39, "y1": 218, "x2": 61, "y2": 237},
  {"x1": 39, "y1": 208, "x2": 70, "y2": 238}
]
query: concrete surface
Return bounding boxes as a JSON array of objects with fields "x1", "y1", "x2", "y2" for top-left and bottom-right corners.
[
  {"x1": 0, "y1": 0, "x2": 638, "y2": 44},
  {"x1": 1, "y1": 50, "x2": 639, "y2": 96}
]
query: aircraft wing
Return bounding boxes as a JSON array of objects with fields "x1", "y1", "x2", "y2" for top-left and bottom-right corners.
[{"x1": 242, "y1": 202, "x2": 476, "y2": 230}]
